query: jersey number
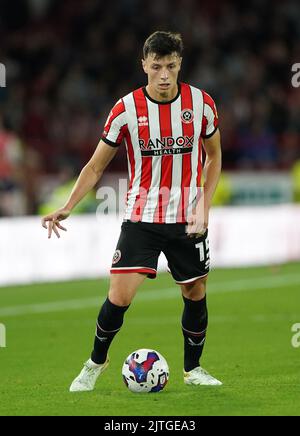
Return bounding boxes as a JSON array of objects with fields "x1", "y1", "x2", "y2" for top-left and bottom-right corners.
[{"x1": 195, "y1": 239, "x2": 209, "y2": 262}]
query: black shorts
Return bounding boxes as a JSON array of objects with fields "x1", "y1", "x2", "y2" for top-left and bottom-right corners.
[{"x1": 110, "y1": 221, "x2": 210, "y2": 284}]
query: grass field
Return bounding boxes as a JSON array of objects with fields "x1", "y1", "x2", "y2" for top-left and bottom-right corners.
[{"x1": 0, "y1": 262, "x2": 300, "y2": 416}]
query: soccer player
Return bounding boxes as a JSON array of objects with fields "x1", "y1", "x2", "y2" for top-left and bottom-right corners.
[{"x1": 42, "y1": 31, "x2": 222, "y2": 390}]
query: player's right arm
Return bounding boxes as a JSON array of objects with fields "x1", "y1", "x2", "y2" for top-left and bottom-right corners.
[{"x1": 41, "y1": 140, "x2": 118, "y2": 239}]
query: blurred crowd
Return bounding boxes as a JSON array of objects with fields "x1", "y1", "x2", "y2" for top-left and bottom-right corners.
[{"x1": 0, "y1": 0, "x2": 299, "y2": 215}]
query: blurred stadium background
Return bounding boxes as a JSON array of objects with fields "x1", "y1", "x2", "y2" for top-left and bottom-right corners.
[
  {"x1": 0, "y1": 0, "x2": 300, "y2": 416},
  {"x1": 1, "y1": 0, "x2": 300, "y2": 216},
  {"x1": 0, "y1": 0, "x2": 299, "y2": 284}
]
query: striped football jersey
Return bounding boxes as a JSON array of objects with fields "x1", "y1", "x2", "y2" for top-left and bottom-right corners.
[{"x1": 102, "y1": 82, "x2": 218, "y2": 223}]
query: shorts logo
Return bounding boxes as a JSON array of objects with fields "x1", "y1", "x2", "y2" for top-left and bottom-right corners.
[
  {"x1": 112, "y1": 249, "x2": 122, "y2": 264},
  {"x1": 181, "y1": 109, "x2": 194, "y2": 124}
]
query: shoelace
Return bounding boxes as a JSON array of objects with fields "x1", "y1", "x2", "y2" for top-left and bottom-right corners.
[
  {"x1": 83, "y1": 364, "x2": 98, "y2": 376},
  {"x1": 193, "y1": 367, "x2": 214, "y2": 380}
]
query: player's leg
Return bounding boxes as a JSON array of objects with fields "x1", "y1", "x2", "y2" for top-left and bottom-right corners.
[
  {"x1": 70, "y1": 272, "x2": 146, "y2": 392},
  {"x1": 90, "y1": 222, "x2": 163, "y2": 366},
  {"x1": 180, "y1": 278, "x2": 222, "y2": 385},
  {"x1": 164, "y1": 226, "x2": 222, "y2": 385},
  {"x1": 91, "y1": 272, "x2": 147, "y2": 365},
  {"x1": 70, "y1": 221, "x2": 163, "y2": 392},
  {"x1": 180, "y1": 276, "x2": 208, "y2": 373}
]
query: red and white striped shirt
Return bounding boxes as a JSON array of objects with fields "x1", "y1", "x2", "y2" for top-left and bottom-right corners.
[{"x1": 102, "y1": 82, "x2": 218, "y2": 223}]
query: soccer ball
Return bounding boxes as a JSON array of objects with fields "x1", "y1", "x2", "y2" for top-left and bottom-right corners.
[{"x1": 122, "y1": 349, "x2": 169, "y2": 393}]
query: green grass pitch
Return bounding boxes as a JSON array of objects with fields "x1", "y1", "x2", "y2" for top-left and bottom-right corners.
[{"x1": 0, "y1": 262, "x2": 299, "y2": 416}]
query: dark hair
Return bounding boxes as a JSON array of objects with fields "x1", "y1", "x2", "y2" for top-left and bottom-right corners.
[{"x1": 143, "y1": 31, "x2": 183, "y2": 59}]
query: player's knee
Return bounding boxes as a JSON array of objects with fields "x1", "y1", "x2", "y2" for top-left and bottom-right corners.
[
  {"x1": 108, "y1": 273, "x2": 142, "y2": 306},
  {"x1": 181, "y1": 276, "x2": 207, "y2": 301},
  {"x1": 108, "y1": 289, "x2": 133, "y2": 307}
]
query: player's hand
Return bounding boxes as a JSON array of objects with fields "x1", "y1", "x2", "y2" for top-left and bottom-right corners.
[
  {"x1": 186, "y1": 208, "x2": 209, "y2": 238},
  {"x1": 41, "y1": 208, "x2": 71, "y2": 239}
]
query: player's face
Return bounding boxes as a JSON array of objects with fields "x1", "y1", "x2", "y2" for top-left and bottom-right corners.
[{"x1": 142, "y1": 52, "x2": 182, "y2": 101}]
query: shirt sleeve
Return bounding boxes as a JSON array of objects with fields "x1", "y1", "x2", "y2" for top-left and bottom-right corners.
[
  {"x1": 201, "y1": 91, "x2": 219, "y2": 138},
  {"x1": 102, "y1": 99, "x2": 127, "y2": 147}
]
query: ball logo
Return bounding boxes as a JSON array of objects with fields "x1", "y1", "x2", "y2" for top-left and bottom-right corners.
[
  {"x1": 127, "y1": 351, "x2": 159, "y2": 383},
  {"x1": 122, "y1": 348, "x2": 169, "y2": 393},
  {"x1": 181, "y1": 109, "x2": 194, "y2": 124},
  {"x1": 112, "y1": 249, "x2": 121, "y2": 264}
]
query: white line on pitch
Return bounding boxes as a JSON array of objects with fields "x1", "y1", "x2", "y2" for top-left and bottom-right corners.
[
  {"x1": 0, "y1": 272, "x2": 299, "y2": 318},
  {"x1": 130, "y1": 312, "x2": 300, "y2": 325}
]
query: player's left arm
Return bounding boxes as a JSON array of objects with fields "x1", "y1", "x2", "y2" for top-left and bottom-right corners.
[
  {"x1": 187, "y1": 128, "x2": 222, "y2": 237},
  {"x1": 202, "y1": 128, "x2": 222, "y2": 211}
]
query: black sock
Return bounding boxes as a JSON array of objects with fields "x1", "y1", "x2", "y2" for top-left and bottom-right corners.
[
  {"x1": 182, "y1": 295, "x2": 208, "y2": 372},
  {"x1": 91, "y1": 298, "x2": 130, "y2": 364}
]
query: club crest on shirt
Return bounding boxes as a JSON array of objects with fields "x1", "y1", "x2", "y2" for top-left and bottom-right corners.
[
  {"x1": 112, "y1": 250, "x2": 122, "y2": 264},
  {"x1": 181, "y1": 109, "x2": 194, "y2": 124}
]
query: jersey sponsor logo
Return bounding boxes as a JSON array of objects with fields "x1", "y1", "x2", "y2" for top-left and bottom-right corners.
[
  {"x1": 138, "y1": 115, "x2": 148, "y2": 126},
  {"x1": 181, "y1": 109, "x2": 194, "y2": 124},
  {"x1": 112, "y1": 249, "x2": 121, "y2": 264},
  {"x1": 138, "y1": 136, "x2": 194, "y2": 156},
  {"x1": 142, "y1": 148, "x2": 192, "y2": 156}
]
